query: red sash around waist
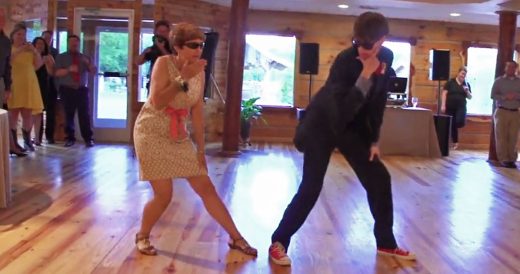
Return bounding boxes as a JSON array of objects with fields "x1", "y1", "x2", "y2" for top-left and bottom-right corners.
[{"x1": 164, "y1": 106, "x2": 188, "y2": 140}]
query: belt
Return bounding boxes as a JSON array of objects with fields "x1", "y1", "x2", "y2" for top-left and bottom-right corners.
[{"x1": 498, "y1": 106, "x2": 518, "y2": 112}]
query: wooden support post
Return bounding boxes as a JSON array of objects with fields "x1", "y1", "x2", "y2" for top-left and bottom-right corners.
[
  {"x1": 488, "y1": 11, "x2": 517, "y2": 163},
  {"x1": 222, "y1": 0, "x2": 249, "y2": 154}
]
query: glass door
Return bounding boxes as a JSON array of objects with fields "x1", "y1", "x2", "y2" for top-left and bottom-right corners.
[
  {"x1": 138, "y1": 28, "x2": 154, "y2": 102},
  {"x1": 73, "y1": 8, "x2": 134, "y2": 142}
]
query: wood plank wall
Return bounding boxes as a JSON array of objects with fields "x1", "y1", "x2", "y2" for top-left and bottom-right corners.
[
  {"x1": 4, "y1": 0, "x2": 49, "y2": 31},
  {"x1": 46, "y1": 0, "x2": 57, "y2": 31},
  {"x1": 150, "y1": 1, "x2": 519, "y2": 147},
  {"x1": 154, "y1": 0, "x2": 231, "y2": 101},
  {"x1": 245, "y1": 10, "x2": 517, "y2": 148},
  {"x1": 5, "y1": 0, "x2": 519, "y2": 148}
]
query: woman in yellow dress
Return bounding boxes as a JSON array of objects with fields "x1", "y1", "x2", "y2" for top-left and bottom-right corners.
[{"x1": 7, "y1": 23, "x2": 43, "y2": 152}]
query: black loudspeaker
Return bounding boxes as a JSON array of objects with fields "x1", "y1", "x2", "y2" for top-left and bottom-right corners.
[
  {"x1": 201, "y1": 32, "x2": 219, "y2": 98},
  {"x1": 430, "y1": 49, "x2": 450, "y2": 81},
  {"x1": 299, "y1": 43, "x2": 319, "y2": 75}
]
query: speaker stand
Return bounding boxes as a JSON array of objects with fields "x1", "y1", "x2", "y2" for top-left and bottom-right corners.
[
  {"x1": 434, "y1": 79, "x2": 452, "y2": 156},
  {"x1": 307, "y1": 73, "x2": 313, "y2": 103},
  {"x1": 436, "y1": 80, "x2": 441, "y2": 115},
  {"x1": 210, "y1": 73, "x2": 225, "y2": 104},
  {"x1": 296, "y1": 73, "x2": 313, "y2": 121}
]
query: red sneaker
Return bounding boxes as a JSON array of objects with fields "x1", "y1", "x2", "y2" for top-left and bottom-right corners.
[
  {"x1": 269, "y1": 242, "x2": 291, "y2": 266},
  {"x1": 377, "y1": 247, "x2": 416, "y2": 260}
]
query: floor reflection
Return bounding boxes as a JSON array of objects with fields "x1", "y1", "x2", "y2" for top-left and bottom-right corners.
[{"x1": 449, "y1": 160, "x2": 493, "y2": 257}]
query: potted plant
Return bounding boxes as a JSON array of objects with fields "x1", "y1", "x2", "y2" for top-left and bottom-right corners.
[{"x1": 240, "y1": 97, "x2": 266, "y2": 146}]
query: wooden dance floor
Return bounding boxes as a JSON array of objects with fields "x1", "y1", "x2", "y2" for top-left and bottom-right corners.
[{"x1": 0, "y1": 143, "x2": 519, "y2": 273}]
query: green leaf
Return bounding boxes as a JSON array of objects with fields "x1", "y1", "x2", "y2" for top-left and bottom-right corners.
[{"x1": 241, "y1": 97, "x2": 267, "y2": 125}]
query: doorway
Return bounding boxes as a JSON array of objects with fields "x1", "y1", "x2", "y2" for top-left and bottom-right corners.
[{"x1": 73, "y1": 8, "x2": 134, "y2": 142}]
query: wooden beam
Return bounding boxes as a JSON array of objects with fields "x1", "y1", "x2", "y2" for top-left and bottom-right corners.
[
  {"x1": 46, "y1": 0, "x2": 57, "y2": 32},
  {"x1": 130, "y1": 0, "x2": 142, "y2": 145},
  {"x1": 67, "y1": 0, "x2": 136, "y2": 33},
  {"x1": 488, "y1": 10, "x2": 517, "y2": 163},
  {"x1": 222, "y1": 0, "x2": 249, "y2": 154},
  {"x1": 153, "y1": 0, "x2": 166, "y2": 21}
]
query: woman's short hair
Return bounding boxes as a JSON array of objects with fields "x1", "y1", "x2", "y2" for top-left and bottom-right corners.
[
  {"x1": 458, "y1": 67, "x2": 467, "y2": 73},
  {"x1": 170, "y1": 22, "x2": 205, "y2": 50},
  {"x1": 10, "y1": 23, "x2": 27, "y2": 41}
]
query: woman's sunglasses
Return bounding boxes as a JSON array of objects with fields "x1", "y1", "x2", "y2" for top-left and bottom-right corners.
[
  {"x1": 352, "y1": 39, "x2": 376, "y2": 50},
  {"x1": 184, "y1": 42, "x2": 205, "y2": 49}
]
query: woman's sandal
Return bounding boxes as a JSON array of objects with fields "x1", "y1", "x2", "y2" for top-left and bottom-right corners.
[
  {"x1": 228, "y1": 237, "x2": 258, "y2": 256},
  {"x1": 135, "y1": 233, "x2": 158, "y2": 256}
]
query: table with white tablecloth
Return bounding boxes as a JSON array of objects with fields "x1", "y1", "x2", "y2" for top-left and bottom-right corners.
[
  {"x1": 379, "y1": 107, "x2": 442, "y2": 158},
  {"x1": 0, "y1": 108, "x2": 11, "y2": 208}
]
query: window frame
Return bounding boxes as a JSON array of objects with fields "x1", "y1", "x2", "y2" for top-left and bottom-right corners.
[
  {"x1": 382, "y1": 39, "x2": 413, "y2": 95},
  {"x1": 241, "y1": 32, "x2": 298, "y2": 108},
  {"x1": 464, "y1": 42, "x2": 499, "y2": 117}
]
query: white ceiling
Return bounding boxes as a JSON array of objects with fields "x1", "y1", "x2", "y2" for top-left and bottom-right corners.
[{"x1": 200, "y1": 0, "x2": 520, "y2": 26}]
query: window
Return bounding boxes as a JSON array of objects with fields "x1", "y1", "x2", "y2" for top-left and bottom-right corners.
[
  {"x1": 24, "y1": 19, "x2": 42, "y2": 42},
  {"x1": 138, "y1": 30, "x2": 154, "y2": 102},
  {"x1": 58, "y1": 31, "x2": 67, "y2": 53},
  {"x1": 466, "y1": 47, "x2": 497, "y2": 115},
  {"x1": 382, "y1": 41, "x2": 412, "y2": 93},
  {"x1": 242, "y1": 34, "x2": 296, "y2": 106},
  {"x1": 96, "y1": 29, "x2": 129, "y2": 122}
]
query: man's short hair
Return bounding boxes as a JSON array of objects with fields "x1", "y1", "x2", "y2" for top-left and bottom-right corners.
[
  {"x1": 42, "y1": 30, "x2": 53, "y2": 36},
  {"x1": 353, "y1": 12, "x2": 389, "y2": 42},
  {"x1": 68, "y1": 34, "x2": 80, "y2": 41},
  {"x1": 155, "y1": 20, "x2": 171, "y2": 30}
]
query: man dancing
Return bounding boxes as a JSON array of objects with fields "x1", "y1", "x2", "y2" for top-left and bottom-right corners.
[{"x1": 269, "y1": 12, "x2": 416, "y2": 266}]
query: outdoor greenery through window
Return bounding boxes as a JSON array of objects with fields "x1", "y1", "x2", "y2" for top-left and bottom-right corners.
[
  {"x1": 138, "y1": 31, "x2": 154, "y2": 102},
  {"x1": 382, "y1": 41, "x2": 411, "y2": 92},
  {"x1": 242, "y1": 34, "x2": 296, "y2": 106},
  {"x1": 96, "y1": 30, "x2": 129, "y2": 120},
  {"x1": 24, "y1": 20, "x2": 42, "y2": 43},
  {"x1": 58, "y1": 31, "x2": 67, "y2": 53},
  {"x1": 466, "y1": 47, "x2": 497, "y2": 115}
]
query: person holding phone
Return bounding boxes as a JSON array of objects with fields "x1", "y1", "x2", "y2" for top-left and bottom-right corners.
[
  {"x1": 7, "y1": 23, "x2": 44, "y2": 153},
  {"x1": 54, "y1": 34, "x2": 96, "y2": 148},
  {"x1": 31, "y1": 37, "x2": 55, "y2": 146},
  {"x1": 136, "y1": 20, "x2": 173, "y2": 94},
  {"x1": 41, "y1": 30, "x2": 59, "y2": 144}
]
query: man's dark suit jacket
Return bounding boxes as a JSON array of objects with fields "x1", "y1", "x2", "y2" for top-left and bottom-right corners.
[{"x1": 294, "y1": 46, "x2": 394, "y2": 151}]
